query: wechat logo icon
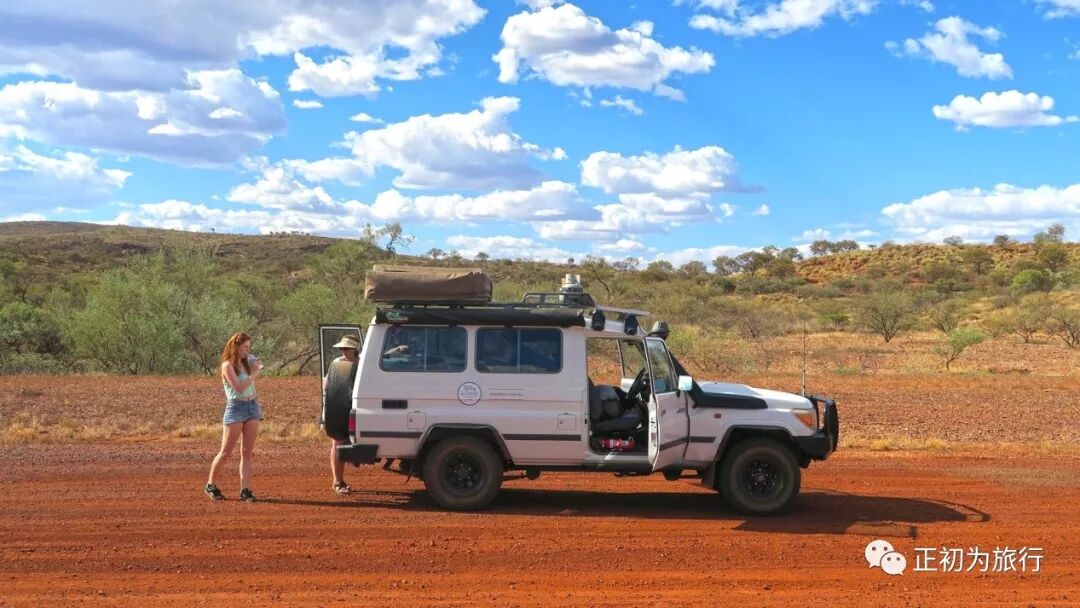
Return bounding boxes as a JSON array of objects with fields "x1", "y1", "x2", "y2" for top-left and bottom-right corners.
[{"x1": 865, "y1": 539, "x2": 907, "y2": 576}]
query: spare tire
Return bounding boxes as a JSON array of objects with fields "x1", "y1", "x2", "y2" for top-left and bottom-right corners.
[{"x1": 322, "y1": 358, "x2": 358, "y2": 441}]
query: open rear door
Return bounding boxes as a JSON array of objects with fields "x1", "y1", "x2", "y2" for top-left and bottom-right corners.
[{"x1": 319, "y1": 324, "x2": 364, "y2": 378}]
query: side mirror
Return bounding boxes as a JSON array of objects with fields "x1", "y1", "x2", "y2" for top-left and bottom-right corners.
[{"x1": 677, "y1": 375, "x2": 693, "y2": 393}]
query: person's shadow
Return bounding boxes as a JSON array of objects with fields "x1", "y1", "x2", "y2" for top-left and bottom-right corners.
[{"x1": 260, "y1": 486, "x2": 989, "y2": 539}]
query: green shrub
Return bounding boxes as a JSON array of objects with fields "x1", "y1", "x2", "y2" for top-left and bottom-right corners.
[
  {"x1": 934, "y1": 327, "x2": 985, "y2": 370},
  {"x1": 1011, "y1": 269, "x2": 1056, "y2": 294}
]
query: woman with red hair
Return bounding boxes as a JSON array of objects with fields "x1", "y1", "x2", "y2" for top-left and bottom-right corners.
[{"x1": 205, "y1": 331, "x2": 263, "y2": 502}]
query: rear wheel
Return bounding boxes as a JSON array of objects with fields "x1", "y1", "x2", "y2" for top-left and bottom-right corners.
[
  {"x1": 717, "y1": 438, "x2": 801, "y2": 515},
  {"x1": 422, "y1": 437, "x2": 503, "y2": 511}
]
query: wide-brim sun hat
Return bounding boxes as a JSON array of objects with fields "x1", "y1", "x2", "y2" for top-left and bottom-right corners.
[{"x1": 332, "y1": 335, "x2": 360, "y2": 349}]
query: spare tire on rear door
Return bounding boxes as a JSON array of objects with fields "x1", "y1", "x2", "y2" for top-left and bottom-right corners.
[{"x1": 322, "y1": 358, "x2": 358, "y2": 441}]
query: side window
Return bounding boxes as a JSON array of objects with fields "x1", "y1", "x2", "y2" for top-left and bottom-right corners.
[
  {"x1": 645, "y1": 339, "x2": 676, "y2": 394},
  {"x1": 476, "y1": 328, "x2": 561, "y2": 373},
  {"x1": 620, "y1": 340, "x2": 647, "y2": 380},
  {"x1": 380, "y1": 326, "x2": 467, "y2": 372}
]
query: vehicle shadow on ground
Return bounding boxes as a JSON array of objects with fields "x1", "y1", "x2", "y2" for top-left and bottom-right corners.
[{"x1": 261, "y1": 487, "x2": 990, "y2": 538}]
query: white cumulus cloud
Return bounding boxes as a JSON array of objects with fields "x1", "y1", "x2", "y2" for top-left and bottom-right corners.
[
  {"x1": 932, "y1": 90, "x2": 1079, "y2": 129},
  {"x1": 598, "y1": 96, "x2": 644, "y2": 116},
  {"x1": 752, "y1": 203, "x2": 771, "y2": 216},
  {"x1": 0, "y1": 144, "x2": 130, "y2": 213},
  {"x1": 881, "y1": 183, "x2": 1080, "y2": 241},
  {"x1": 369, "y1": 181, "x2": 594, "y2": 223},
  {"x1": 494, "y1": 3, "x2": 714, "y2": 99},
  {"x1": 0, "y1": 1, "x2": 484, "y2": 97},
  {"x1": 292, "y1": 99, "x2": 324, "y2": 109},
  {"x1": 688, "y1": 0, "x2": 878, "y2": 38},
  {"x1": 0, "y1": 71, "x2": 285, "y2": 165},
  {"x1": 341, "y1": 97, "x2": 566, "y2": 190},
  {"x1": 1036, "y1": 0, "x2": 1080, "y2": 18},
  {"x1": 348, "y1": 112, "x2": 384, "y2": 124},
  {"x1": 886, "y1": 17, "x2": 1012, "y2": 79},
  {"x1": 581, "y1": 145, "x2": 750, "y2": 197},
  {"x1": 445, "y1": 234, "x2": 576, "y2": 262},
  {"x1": 121, "y1": 199, "x2": 375, "y2": 236}
]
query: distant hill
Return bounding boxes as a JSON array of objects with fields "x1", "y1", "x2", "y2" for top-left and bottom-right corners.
[
  {"x1": 796, "y1": 242, "x2": 1080, "y2": 284},
  {"x1": 3, "y1": 221, "x2": 1079, "y2": 286},
  {"x1": 0, "y1": 221, "x2": 337, "y2": 280}
]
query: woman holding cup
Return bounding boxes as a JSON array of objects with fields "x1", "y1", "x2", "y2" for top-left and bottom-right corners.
[{"x1": 205, "y1": 331, "x2": 264, "y2": 502}]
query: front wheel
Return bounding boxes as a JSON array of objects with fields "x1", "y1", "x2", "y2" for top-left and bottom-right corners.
[
  {"x1": 422, "y1": 437, "x2": 503, "y2": 511},
  {"x1": 716, "y1": 438, "x2": 801, "y2": 516}
]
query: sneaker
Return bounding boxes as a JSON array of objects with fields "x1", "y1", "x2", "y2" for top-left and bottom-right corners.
[
  {"x1": 332, "y1": 481, "x2": 351, "y2": 495},
  {"x1": 204, "y1": 483, "x2": 225, "y2": 501},
  {"x1": 239, "y1": 488, "x2": 256, "y2": 502}
]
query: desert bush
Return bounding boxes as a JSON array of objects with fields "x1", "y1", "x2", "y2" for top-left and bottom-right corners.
[
  {"x1": 982, "y1": 296, "x2": 1048, "y2": 342},
  {"x1": 65, "y1": 270, "x2": 189, "y2": 374},
  {"x1": 934, "y1": 327, "x2": 985, "y2": 370},
  {"x1": 1047, "y1": 306, "x2": 1080, "y2": 349},
  {"x1": 1011, "y1": 269, "x2": 1056, "y2": 294},
  {"x1": 0, "y1": 302, "x2": 63, "y2": 355},
  {"x1": 923, "y1": 299, "x2": 966, "y2": 333},
  {"x1": 856, "y1": 290, "x2": 914, "y2": 343},
  {"x1": 0, "y1": 352, "x2": 70, "y2": 374}
]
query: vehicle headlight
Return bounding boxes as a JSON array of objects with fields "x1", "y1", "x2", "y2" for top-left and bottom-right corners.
[{"x1": 793, "y1": 409, "x2": 817, "y2": 429}]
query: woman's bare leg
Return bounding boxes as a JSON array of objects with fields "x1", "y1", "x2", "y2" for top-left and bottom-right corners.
[
  {"x1": 332, "y1": 439, "x2": 345, "y2": 486},
  {"x1": 239, "y1": 419, "x2": 260, "y2": 490},
  {"x1": 208, "y1": 423, "x2": 243, "y2": 486}
]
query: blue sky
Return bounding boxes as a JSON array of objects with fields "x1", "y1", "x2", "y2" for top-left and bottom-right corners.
[{"x1": 1, "y1": 0, "x2": 1078, "y2": 265}]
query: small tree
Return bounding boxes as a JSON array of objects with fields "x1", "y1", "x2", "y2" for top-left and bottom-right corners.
[
  {"x1": 712, "y1": 255, "x2": 740, "y2": 276},
  {"x1": 821, "y1": 312, "x2": 851, "y2": 330},
  {"x1": 857, "y1": 291, "x2": 914, "y2": 343},
  {"x1": 1036, "y1": 243, "x2": 1069, "y2": 272},
  {"x1": 992, "y1": 234, "x2": 1015, "y2": 248},
  {"x1": 924, "y1": 299, "x2": 965, "y2": 333},
  {"x1": 679, "y1": 260, "x2": 707, "y2": 278},
  {"x1": 959, "y1": 248, "x2": 994, "y2": 275},
  {"x1": 1033, "y1": 223, "x2": 1065, "y2": 246},
  {"x1": 934, "y1": 327, "x2": 985, "y2": 370},
  {"x1": 1048, "y1": 307, "x2": 1080, "y2": 349},
  {"x1": 943, "y1": 235, "x2": 964, "y2": 247}
]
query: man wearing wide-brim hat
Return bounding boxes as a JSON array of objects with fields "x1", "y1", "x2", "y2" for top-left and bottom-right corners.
[{"x1": 326, "y1": 334, "x2": 360, "y2": 494}]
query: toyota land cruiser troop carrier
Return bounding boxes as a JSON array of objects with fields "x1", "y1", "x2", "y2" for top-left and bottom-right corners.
[{"x1": 320, "y1": 266, "x2": 838, "y2": 515}]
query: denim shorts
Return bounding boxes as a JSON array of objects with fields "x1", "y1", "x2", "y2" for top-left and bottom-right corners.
[{"x1": 223, "y1": 399, "x2": 263, "y2": 425}]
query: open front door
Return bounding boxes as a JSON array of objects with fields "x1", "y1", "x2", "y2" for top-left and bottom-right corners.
[
  {"x1": 645, "y1": 338, "x2": 689, "y2": 471},
  {"x1": 319, "y1": 324, "x2": 364, "y2": 378}
]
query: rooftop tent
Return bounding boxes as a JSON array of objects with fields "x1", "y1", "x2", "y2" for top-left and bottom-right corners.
[{"x1": 364, "y1": 265, "x2": 493, "y2": 303}]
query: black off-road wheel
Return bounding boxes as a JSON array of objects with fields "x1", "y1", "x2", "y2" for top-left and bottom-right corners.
[
  {"x1": 422, "y1": 437, "x2": 503, "y2": 511},
  {"x1": 322, "y1": 358, "x2": 357, "y2": 441},
  {"x1": 717, "y1": 438, "x2": 801, "y2": 516}
]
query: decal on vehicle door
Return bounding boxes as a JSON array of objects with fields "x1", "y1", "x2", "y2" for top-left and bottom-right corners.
[{"x1": 457, "y1": 382, "x2": 482, "y2": 406}]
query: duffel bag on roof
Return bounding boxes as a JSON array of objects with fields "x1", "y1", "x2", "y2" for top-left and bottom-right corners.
[{"x1": 364, "y1": 265, "x2": 492, "y2": 303}]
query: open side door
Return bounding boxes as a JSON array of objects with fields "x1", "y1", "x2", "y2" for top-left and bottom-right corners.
[
  {"x1": 319, "y1": 324, "x2": 365, "y2": 378},
  {"x1": 645, "y1": 338, "x2": 689, "y2": 471}
]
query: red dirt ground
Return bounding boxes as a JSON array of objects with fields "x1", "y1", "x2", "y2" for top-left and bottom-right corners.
[
  {"x1": 4, "y1": 374, "x2": 1080, "y2": 445},
  {"x1": 2, "y1": 443, "x2": 1078, "y2": 607}
]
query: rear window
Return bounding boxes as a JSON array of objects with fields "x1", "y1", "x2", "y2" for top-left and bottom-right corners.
[
  {"x1": 476, "y1": 328, "x2": 561, "y2": 373},
  {"x1": 380, "y1": 326, "x2": 467, "y2": 372}
]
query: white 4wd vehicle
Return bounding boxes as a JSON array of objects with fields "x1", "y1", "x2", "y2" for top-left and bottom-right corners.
[{"x1": 320, "y1": 269, "x2": 838, "y2": 516}]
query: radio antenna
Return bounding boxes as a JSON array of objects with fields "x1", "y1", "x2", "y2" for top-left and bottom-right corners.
[{"x1": 801, "y1": 322, "x2": 808, "y2": 397}]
